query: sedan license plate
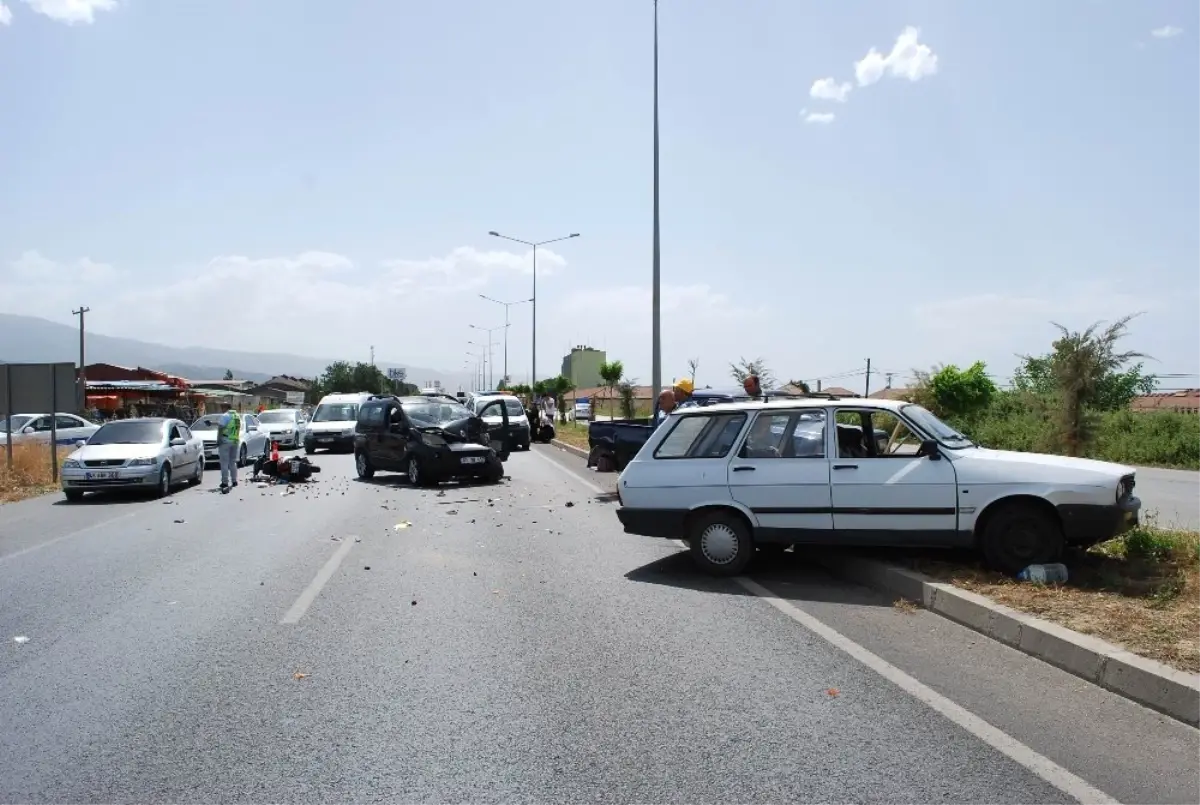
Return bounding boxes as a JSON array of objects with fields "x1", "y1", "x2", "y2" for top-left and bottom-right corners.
[
  {"x1": 460, "y1": 456, "x2": 485, "y2": 465},
  {"x1": 318, "y1": 437, "x2": 333, "y2": 443},
  {"x1": 85, "y1": 471, "x2": 116, "y2": 480}
]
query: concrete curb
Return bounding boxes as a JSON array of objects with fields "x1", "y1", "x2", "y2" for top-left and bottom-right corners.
[
  {"x1": 813, "y1": 552, "x2": 1200, "y2": 727},
  {"x1": 549, "y1": 440, "x2": 589, "y2": 460}
]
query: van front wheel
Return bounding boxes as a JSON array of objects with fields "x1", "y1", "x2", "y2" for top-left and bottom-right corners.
[{"x1": 688, "y1": 511, "x2": 754, "y2": 576}]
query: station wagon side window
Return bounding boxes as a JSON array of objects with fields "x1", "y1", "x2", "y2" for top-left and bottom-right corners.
[
  {"x1": 737, "y1": 411, "x2": 828, "y2": 458},
  {"x1": 358, "y1": 402, "x2": 385, "y2": 428},
  {"x1": 654, "y1": 413, "x2": 747, "y2": 459},
  {"x1": 834, "y1": 408, "x2": 923, "y2": 458}
]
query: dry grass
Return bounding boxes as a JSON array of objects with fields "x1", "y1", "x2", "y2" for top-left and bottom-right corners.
[
  {"x1": 906, "y1": 526, "x2": 1200, "y2": 673},
  {"x1": 0, "y1": 441, "x2": 70, "y2": 503},
  {"x1": 554, "y1": 421, "x2": 591, "y2": 451}
]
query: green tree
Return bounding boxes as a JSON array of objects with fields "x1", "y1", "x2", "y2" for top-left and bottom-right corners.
[
  {"x1": 223, "y1": 369, "x2": 234, "y2": 380},
  {"x1": 598, "y1": 360, "x2": 624, "y2": 418},
  {"x1": 729, "y1": 357, "x2": 775, "y2": 389},
  {"x1": 544, "y1": 375, "x2": 576, "y2": 423},
  {"x1": 1015, "y1": 314, "x2": 1152, "y2": 456},
  {"x1": 618, "y1": 380, "x2": 638, "y2": 419},
  {"x1": 928, "y1": 361, "x2": 997, "y2": 419}
]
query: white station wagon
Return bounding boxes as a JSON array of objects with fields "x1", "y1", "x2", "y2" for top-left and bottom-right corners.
[{"x1": 614, "y1": 398, "x2": 1141, "y2": 576}]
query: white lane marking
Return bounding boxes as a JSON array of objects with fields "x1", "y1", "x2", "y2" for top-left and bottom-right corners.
[
  {"x1": 0, "y1": 511, "x2": 140, "y2": 565},
  {"x1": 735, "y1": 577, "x2": 1119, "y2": 804},
  {"x1": 279, "y1": 537, "x2": 357, "y2": 624},
  {"x1": 533, "y1": 445, "x2": 1119, "y2": 803},
  {"x1": 528, "y1": 447, "x2": 607, "y2": 495}
]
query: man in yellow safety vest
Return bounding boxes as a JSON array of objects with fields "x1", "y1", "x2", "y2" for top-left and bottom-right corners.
[{"x1": 217, "y1": 403, "x2": 242, "y2": 492}]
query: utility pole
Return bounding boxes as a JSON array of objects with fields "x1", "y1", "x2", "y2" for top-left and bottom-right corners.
[
  {"x1": 72, "y1": 306, "x2": 90, "y2": 413},
  {"x1": 370, "y1": 345, "x2": 375, "y2": 367},
  {"x1": 651, "y1": 0, "x2": 662, "y2": 406},
  {"x1": 864, "y1": 358, "x2": 872, "y2": 397},
  {"x1": 885, "y1": 372, "x2": 894, "y2": 389}
]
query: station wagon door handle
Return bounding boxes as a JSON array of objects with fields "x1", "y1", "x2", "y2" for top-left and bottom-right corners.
[
  {"x1": 832, "y1": 464, "x2": 858, "y2": 470},
  {"x1": 731, "y1": 466, "x2": 755, "y2": 472}
]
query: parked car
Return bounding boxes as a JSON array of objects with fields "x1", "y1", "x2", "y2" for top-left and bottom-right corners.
[
  {"x1": 353, "y1": 394, "x2": 512, "y2": 486},
  {"x1": 305, "y1": 392, "x2": 372, "y2": 453},
  {"x1": 573, "y1": 398, "x2": 592, "y2": 421},
  {"x1": 61, "y1": 417, "x2": 205, "y2": 501},
  {"x1": 613, "y1": 398, "x2": 1141, "y2": 576},
  {"x1": 0, "y1": 412, "x2": 100, "y2": 446},
  {"x1": 471, "y1": 393, "x2": 531, "y2": 451},
  {"x1": 190, "y1": 412, "x2": 271, "y2": 467},
  {"x1": 255, "y1": 408, "x2": 308, "y2": 449}
]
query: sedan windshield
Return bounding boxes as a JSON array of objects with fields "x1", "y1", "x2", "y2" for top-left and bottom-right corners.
[
  {"x1": 312, "y1": 403, "x2": 358, "y2": 422},
  {"x1": 475, "y1": 398, "x2": 524, "y2": 416},
  {"x1": 256, "y1": 411, "x2": 295, "y2": 424},
  {"x1": 89, "y1": 421, "x2": 164, "y2": 445},
  {"x1": 403, "y1": 401, "x2": 472, "y2": 426},
  {"x1": 0, "y1": 415, "x2": 33, "y2": 433},
  {"x1": 191, "y1": 415, "x2": 223, "y2": 430},
  {"x1": 901, "y1": 404, "x2": 974, "y2": 448}
]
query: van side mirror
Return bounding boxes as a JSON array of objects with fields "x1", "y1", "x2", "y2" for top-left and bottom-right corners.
[
  {"x1": 918, "y1": 439, "x2": 941, "y2": 460},
  {"x1": 170, "y1": 437, "x2": 187, "y2": 447}
]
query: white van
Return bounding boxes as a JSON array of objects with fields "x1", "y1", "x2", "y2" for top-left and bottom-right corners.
[
  {"x1": 615, "y1": 398, "x2": 1140, "y2": 576},
  {"x1": 304, "y1": 392, "x2": 372, "y2": 453}
]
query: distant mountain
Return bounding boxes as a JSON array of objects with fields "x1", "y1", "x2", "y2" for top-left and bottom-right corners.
[{"x1": 0, "y1": 313, "x2": 469, "y2": 388}]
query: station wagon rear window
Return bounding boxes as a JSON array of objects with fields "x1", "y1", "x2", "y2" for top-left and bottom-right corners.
[{"x1": 653, "y1": 412, "x2": 747, "y2": 459}]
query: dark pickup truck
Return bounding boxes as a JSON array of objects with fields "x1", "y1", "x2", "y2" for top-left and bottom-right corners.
[{"x1": 585, "y1": 389, "x2": 889, "y2": 472}]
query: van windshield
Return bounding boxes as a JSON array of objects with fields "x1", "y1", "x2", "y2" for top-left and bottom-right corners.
[{"x1": 312, "y1": 403, "x2": 359, "y2": 422}]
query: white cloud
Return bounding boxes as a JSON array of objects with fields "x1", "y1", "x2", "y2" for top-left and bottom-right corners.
[
  {"x1": 19, "y1": 0, "x2": 116, "y2": 25},
  {"x1": 804, "y1": 111, "x2": 835, "y2": 124},
  {"x1": 854, "y1": 26, "x2": 938, "y2": 87},
  {"x1": 810, "y1": 77, "x2": 852, "y2": 103},
  {"x1": 382, "y1": 245, "x2": 564, "y2": 296},
  {"x1": 0, "y1": 3, "x2": 12, "y2": 26},
  {"x1": 1151, "y1": 25, "x2": 1182, "y2": 38}
]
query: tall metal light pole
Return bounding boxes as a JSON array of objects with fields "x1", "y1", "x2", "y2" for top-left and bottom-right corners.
[
  {"x1": 469, "y1": 324, "x2": 508, "y2": 388},
  {"x1": 466, "y1": 351, "x2": 484, "y2": 391},
  {"x1": 651, "y1": 0, "x2": 663, "y2": 404},
  {"x1": 72, "y1": 305, "x2": 90, "y2": 413},
  {"x1": 479, "y1": 294, "x2": 532, "y2": 387},
  {"x1": 487, "y1": 231, "x2": 580, "y2": 397}
]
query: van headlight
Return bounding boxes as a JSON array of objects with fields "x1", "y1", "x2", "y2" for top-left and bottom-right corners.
[{"x1": 420, "y1": 432, "x2": 447, "y2": 448}]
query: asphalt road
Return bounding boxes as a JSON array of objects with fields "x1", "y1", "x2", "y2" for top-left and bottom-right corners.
[
  {"x1": 1134, "y1": 466, "x2": 1200, "y2": 530},
  {"x1": 0, "y1": 447, "x2": 1196, "y2": 803}
]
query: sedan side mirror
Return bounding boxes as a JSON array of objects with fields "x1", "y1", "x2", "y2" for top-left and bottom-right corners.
[
  {"x1": 918, "y1": 439, "x2": 941, "y2": 460},
  {"x1": 22, "y1": 426, "x2": 34, "y2": 434},
  {"x1": 246, "y1": 425, "x2": 257, "y2": 432},
  {"x1": 75, "y1": 439, "x2": 87, "y2": 448},
  {"x1": 170, "y1": 437, "x2": 187, "y2": 447}
]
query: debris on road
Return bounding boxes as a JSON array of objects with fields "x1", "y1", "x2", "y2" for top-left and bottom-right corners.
[
  {"x1": 364, "y1": 566, "x2": 371, "y2": 571},
  {"x1": 354, "y1": 537, "x2": 362, "y2": 543},
  {"x1": 565, "y1": 501, "x2": 574, "y2": 507},
  {"x1": 293, "y1": 672, "x2": 309, "y2": 680},
  {"x1": 12, "y1": 636, "x2": 30, "y2": 645},
  {"x1": 827, "y1": 688, "x2": 840, "y2": 697},
  {"x1": 173, "y1": 519, "x2": 185, "y2": 524},
  {"x1": 393, "y1": 521, "x2": 412, "y2": 530}
]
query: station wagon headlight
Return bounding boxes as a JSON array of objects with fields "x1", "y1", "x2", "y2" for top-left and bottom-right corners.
[
  {"x1": 128, "y1": 457, "x2": 158, "y2": 466},
  {"x1": 62, "y1": 458, "x2": 80, "y2": 469}
]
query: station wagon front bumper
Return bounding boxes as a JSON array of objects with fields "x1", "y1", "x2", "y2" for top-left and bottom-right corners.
[
  {"x1": 616, "y1": 507, "x2": 687, "y2": 539},
  {"x1": 1056, "y1": 495, "x2": 1141, "y2": 546}
]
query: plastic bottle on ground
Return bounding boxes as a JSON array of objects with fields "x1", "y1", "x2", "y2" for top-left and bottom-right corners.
[{"x1": 1016, "y1": 563, "x2": 1069, "y2": 583}]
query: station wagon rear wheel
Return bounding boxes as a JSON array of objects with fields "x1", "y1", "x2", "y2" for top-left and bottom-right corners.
[
  {"x1": 688, "y1": 511, "x2": 754, "y2": 576},
  {"x1": 355, "y1": 451, "x2": 374, "y2": 479},
  {"x1": 981, "y1": 502, "x2": 1063, "y2": 575}
]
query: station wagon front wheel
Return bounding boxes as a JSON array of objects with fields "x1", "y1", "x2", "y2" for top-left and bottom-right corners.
[{"x1": 688, "y1": 511, "x2": 754, "y2": 576}]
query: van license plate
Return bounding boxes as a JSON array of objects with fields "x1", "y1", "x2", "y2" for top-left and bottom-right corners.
[
  {"x1": 86, "y1": 471, "x2": 116, "y2": 480},
  {"x1": 461, "y1": 456, "x2": 484, "y2": 465}
]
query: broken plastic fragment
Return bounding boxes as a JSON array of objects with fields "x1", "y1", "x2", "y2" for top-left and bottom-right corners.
[
  {"x1": 13, "y1": 635, "x2": 30, "y2": 644},
  {"x1": 826, "y1": 688, "x2": 840, "y2": 697},
  {"x1": 393, "y1": 521, "x2": 412, "y2": 530},
  {"x1": 293, "y1": 672, "x2": 309, "y2": 680}
]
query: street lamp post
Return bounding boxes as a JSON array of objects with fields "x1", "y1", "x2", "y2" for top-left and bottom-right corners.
[
  {"x1": 466, "y1": 350, "x2": 485, "y2": 391},
  {"x1": 479, "y1": 295, "x2": 532, "y2": 387},
  {"x1": 487, "y1": 230, "x2": 580, "y2": 398},
  {"x1": 651, "y1": 0, "x2": 663, "y2": 404},
  {"x1": 468, "y1": 340, "x2": 499, "y2": 389},
  {"x1": 469, "y1": 324, "x2": 508, "y2": 388}
]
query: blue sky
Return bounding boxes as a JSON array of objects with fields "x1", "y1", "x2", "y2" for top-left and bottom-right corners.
[{"x1": 1, "y1": 0, "x2": 1196, "y2": 392}]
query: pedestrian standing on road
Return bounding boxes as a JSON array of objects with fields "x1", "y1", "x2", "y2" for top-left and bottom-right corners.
[{"x1": 217, "y1": 403, "x2": 241, "y2": 492}]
